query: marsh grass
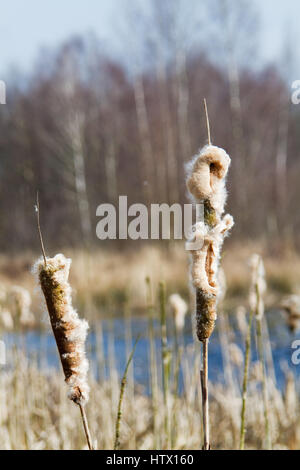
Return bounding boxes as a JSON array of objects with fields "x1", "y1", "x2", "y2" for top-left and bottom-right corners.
[
  {"x1": 239, "y1": 307, "x2": 254, "y2": 449},
  {"x1": 1, "y1": 239, "x2": 300, "y2": 449},
  {"x1": 159, "y1": 282, "x2": 171, "y2": 448},
  {"x1": 0, "y1": 285, "x2": 300, "y2": 450},
  {"x1": 1, "y1": 243, "x2": 299, "y2": 325},
  {"x1": 114, "y1": 335, "x2": 140, "y2": 450}
]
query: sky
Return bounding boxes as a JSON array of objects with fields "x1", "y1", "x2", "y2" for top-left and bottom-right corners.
[{"x1": 0, "y1": 0, "x2": 298, "y2": 79}]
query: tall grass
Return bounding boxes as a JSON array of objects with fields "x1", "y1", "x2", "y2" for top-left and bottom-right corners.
[
  {"x1": 114, "y1": 336, "x2": 140, "y2": 450},
  {"x1": 0, "y1": 196, "x2": 297, "y2": 450},
  {"x1": 159, "y1": 281, "x2": 171, "y2": 448},
  {"x1": 239, "y1": 305, "x2": 254, "y2": 449},
  {"x1": 0, "y1": 268, "x2": 299, "y2": 449}
]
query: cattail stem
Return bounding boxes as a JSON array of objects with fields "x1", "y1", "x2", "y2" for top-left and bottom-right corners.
[
  {"x1": 262, "y1": 315, "x2": 276, "y2": 386},
  {"x1": 218, "y1": 310, "x2": 236, "y2": 393},
  {"x1": 240, "y1": 308, "x2": 254, "y2": 450},
  {"x1": 173, "y1": 327, "x2": 182, "y2": 397},
  {"x1": 200, "y1": 339, "x2": 210, "y2": 450},
  {"x1": 204, "y1": 98, "x2": 211, "y2": 146},
  {"x1": 256, "y1": 317, "x2": 272, "y2": 450},
  {"x1": 249, "y1": 255, "x2": 271, "y2": 450},
  {"x1": 172, "y1": 325, "x2": 183, "y2": 449},
  {"x1": 95, "y1": 320, "x2": 105, "y2": 382},
  {"x1": 146, "y1": 277, "x2": 159, "y2": 449},
  {"x1": 159, "y1": 281, "x2": 170, "y2": 448},
  {"x1": 114, "y1": 336, "x2": 140, "y2": 450},
  {"x1": 114, "y1": 377, "x2": 126, "y2": 451},
  {"x1": 78, "y1": 403, "x2": 94, "y2": 450},
  {"x1": 35, "y1": 191, "x2": 47, "y2": 267}
]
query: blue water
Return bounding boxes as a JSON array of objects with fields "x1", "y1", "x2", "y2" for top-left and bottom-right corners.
[{"x1": 2, "y1": 310, "x2": 299, "y2": 392}]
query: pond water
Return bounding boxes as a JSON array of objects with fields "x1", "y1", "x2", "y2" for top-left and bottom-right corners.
[{"x1": 2, "y1": 309, "x2": 299, "y2": 393}]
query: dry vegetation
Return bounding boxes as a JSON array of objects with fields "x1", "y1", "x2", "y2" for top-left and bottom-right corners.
[
  {"x1": 0, "y1": 244, "x2": 299, "y2": 450},
  {"x1": 0, "y1": 242, "x2": 298, "y2": 319},
  {"x1": 0, "y1": 325, "x2": 299, "y2": 450}
]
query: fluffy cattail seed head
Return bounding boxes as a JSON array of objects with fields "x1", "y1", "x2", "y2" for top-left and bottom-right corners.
[
  {"x1": 186, "y1": 145, "x2": 231, "y2": 216},
  {"x1": 10, "y1": 286, "x2": 35, "y2": 328},
  {"x1": 281, "y1": 295, "x2": 300, "y2": 333},
  {"x1": 169, "y1": 293, "x2": 188, "y2": 332},
  {"x1": 236, "y1": 305, "x2": 248, "y2": 337},
  {"x1": 0, "y1": 284, "x2": 6, "y2": 304},
  {"x1": 0, "y1": 308, "x2": 14, "y2": 330},
  {"x1": 186, "y1": 144, "x2": 234, "y2": 342},
  {"x1": 249, "y1": 254, "x2": 266, "y2": 320},
  {"x1": 34, "y1": 254, "x2": 89, "y2": 405}
]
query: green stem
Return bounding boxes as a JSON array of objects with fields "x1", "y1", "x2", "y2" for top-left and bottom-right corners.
[
  {"x1": 172, "y1": 325, "x2": 183, "y2": 448},
  {"x1": 159, "y1": 281, "x2": 170, "y2": 448},
  {"x1": 239, "y1": 308, "x2": 254, "y2": 450},
  {"x1": 256, "y1": 318, "x2": 272, "y2": 450},
  {"x1": 114, "y1": 335, "x2": 140, "y2": 450},
  {"x1": 146, "y1": 277, "x2": 159, "y2": 449}
]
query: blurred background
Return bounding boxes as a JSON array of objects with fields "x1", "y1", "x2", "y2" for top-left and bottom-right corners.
[
  {"x1": 0, "y1": 0, "x2": 299, "y2": 251},
  {"x1": 0, "y1": 0, "x2": 300, "y2": 450}
]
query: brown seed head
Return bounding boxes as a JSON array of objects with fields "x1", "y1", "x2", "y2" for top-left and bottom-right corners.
[{"x1": 34, "y1": 254, "x2": 89, "y2": 405}]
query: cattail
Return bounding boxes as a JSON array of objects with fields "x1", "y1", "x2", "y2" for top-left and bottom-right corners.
[
  {"x1": 239, "y1": 303, "x2": 254, "y2": 450},
  {"x1": 236, "y1": 305, "x2": 248, "y2": 338},
  {"x1": 0, "y1": 283, "x2": 6, "y2": 304},
  {"x1": 10, "y1": 285, "x2": 35, "y2": 328},
  {"x1": 249, "y1": 254, "x2": 271, "y2": 449},
  {"x1": 284, "y1": 371, "x2": 297, "y2": 419},
  {"x1": 114, "y1": 336, "x2": 139, "y2": 450},
  {"x1": 186, "y1": 100, "x2": 233, "y2": 450},
  {"x1": 186, "y1": 145, "x2": 234, "y2": 341},
  {"x1": 217, "y1": 268, "x2": 236, "y2": 392},
  {"x1": 249, "y1": 254, "x2": 266, "y2": 320},
  {"x1": 169, "y1": 294, "x2": 188, "y2": 333},
  {"x1": 281, "y1": 295, "x2": 300, "y2": 333},
  {"x1": 0, "y1": 284, "x2": 35, "y2": 330},
  {"x1": 0, "y1": 284, "x2": 13, "y2": 330},
  {"x1": 0, "y1": 308, "x2": 14, "y2": 331},
  {"x1": 34, "y1": 254, "x2": 90, "y2": 405},
  {"x1": 159, "y1": 282, "x2": 171, "y2": 448},
  {"x1": 145, "y1": 277, "x2": 159, "y2": 449},
  {"x1": 168, "y1": 293, "x2": 187, "y2": 448},
  {"x1": 240, "y1": 256, "x2": 268, "y2": 450}
]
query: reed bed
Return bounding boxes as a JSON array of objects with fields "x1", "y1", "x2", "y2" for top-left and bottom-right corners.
[
  {"x1": 0, "y1": 311, "x2": 299, "y2": 450},
  {"x1": 0, "y1": 196, "x2": 299, "y2": 449},
  {"x1": 1, "y1": 243, "x2": 299, "y2": 321},
  {"x1": 1, "y1": 242, "x2": 300, "y2": 449}
]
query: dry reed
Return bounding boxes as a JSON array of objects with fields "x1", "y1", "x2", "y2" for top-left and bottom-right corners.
[{"x1": 114, "y1": 336, "x2": 140, "y2": 450}]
